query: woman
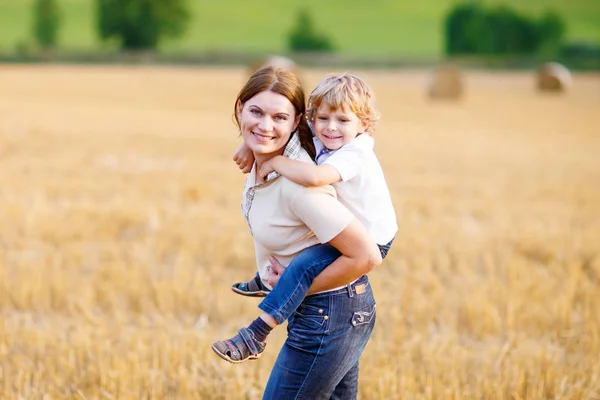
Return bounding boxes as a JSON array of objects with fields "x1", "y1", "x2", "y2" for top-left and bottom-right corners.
[{"x1": 222, "y1": 66, "x2": 382, "y2": 399}]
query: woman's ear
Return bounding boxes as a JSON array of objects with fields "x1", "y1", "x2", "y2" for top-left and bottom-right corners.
[{"x1": 236, "y1": 101, "x2": 243, "y2": 119}]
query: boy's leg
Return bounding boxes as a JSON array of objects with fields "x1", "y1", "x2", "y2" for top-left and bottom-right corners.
[
  {"x1": 213, "y1": 244, "x2": 340, "y2": 364},
  {"x1": 378, "y1": 237, "x2": 395, "y2": 259},
  {"x1": 258, "y1": 243, "x2": 341, "y2": 324}
]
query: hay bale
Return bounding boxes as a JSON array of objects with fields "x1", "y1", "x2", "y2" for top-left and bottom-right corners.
[
  {"x1": 427, "y1": 64, "x2": 464, "y2": 100},
  {"x1": 536, "y1": 62, "x2": 571, "y2": 92},
  {"x1": 247, "y1": 55, "x2": 299, "y2": 76}
]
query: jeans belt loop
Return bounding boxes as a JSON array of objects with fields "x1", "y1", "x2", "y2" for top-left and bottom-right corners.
[{"x1": 347, "y1": 283, "x2": 355, "y2": 298}]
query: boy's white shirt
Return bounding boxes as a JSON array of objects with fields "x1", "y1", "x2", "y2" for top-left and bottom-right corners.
[{"x1": 312, "y1": 135, "x2": 398, "y2": 245}]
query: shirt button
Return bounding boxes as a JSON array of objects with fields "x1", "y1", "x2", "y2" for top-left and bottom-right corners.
[
  {"x1": 352, "y1": 321, "x2": 357, "y2": 326},
  {"x1": 318, "y1": 309, "x2": 323, "y2": 314},
  {"x1": 324, "y1": 316, "x2": 329, "y2": 321}
]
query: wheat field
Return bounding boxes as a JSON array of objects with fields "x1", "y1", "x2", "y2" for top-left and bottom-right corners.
[{"x1": 0, "y1": 65, "x2": 599, "y2": 399}]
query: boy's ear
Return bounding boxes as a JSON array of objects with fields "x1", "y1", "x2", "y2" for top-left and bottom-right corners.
[{"x1": 359, "y1": 118, "x2": 370, "y2": 134}]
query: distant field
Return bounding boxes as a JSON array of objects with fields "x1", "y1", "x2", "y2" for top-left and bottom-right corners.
[
  {"x1": 0, "y1": 0, "x2": 598, "y2": 56},
  {"x1": 0, "y1": 65, "x2": 599, "y2": 399}
]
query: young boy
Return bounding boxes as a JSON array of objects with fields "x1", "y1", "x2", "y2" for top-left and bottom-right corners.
[{"x1": 212, "y1": 72, "x2": 397, "y2": 363}]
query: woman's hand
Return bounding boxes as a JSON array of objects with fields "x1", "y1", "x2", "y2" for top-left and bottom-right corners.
[
  {"x1": 233, "y1": 142, "x2": 255, "y2": 174},
  {"x1": 267, "y1": 256, "x2": 286, "y2": 287}
]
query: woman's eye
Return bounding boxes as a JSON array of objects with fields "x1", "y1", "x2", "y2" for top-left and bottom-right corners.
[
  {"x1": 274, "y1": 115, "x2": 287, "y2": 121},
  {"x1": 250, "y1": 109, "x2": 261, "y2": 115}
]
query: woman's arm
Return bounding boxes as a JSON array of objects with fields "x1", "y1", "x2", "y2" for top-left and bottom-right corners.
[
  {"x1": 266, "y1": 219, "x2": 381, "y2": 292},
  {"x1": 307, "y1": 218, "x2": 381, "y2": 294},
  {"x1": 259, "y1": 155, "x2": 341, "y2": 187},
  {"x1": 288, "y1": 184, "x2": 382, "y2": 294}
]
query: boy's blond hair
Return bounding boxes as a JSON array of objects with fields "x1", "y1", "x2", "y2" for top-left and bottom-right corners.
[{"x1": 306, "y1": 72, "x2": 380, "y2": 135}]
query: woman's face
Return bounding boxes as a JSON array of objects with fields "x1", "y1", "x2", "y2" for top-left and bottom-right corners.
[{"x1": 238, "y1": 90, "x2": 300, "y2": 159}]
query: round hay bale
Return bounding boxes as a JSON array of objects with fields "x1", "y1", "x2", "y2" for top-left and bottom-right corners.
[
  {"x1": 536, "y1": 62, "x2": 571, "y2": 92},
  {"x1": 427, "y1": 64, "x2": 464, "y2": 100},
  {"x1": 247, "y1": 55, "x2": 299, "y2": 76}
]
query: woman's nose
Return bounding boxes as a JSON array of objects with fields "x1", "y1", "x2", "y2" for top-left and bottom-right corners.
[{"x1": 259, "y1": 117, "x2": 273, "y2": 132}]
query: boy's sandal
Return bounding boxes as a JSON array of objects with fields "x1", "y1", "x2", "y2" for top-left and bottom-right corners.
[
  {"x1": 231, "y1": 274, "x2": 271, "y2": 297},
  {"x1": 211, "y1": 327, "x2": 266, "y2": 364}
]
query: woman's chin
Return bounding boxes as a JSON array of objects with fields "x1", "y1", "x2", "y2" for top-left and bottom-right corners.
[
  {"x1": 246, "y1": 138, "x2": 284, "y2": 155},
  {"x1": 246, "y1": 143, "x2": 277, "y2": 157}
]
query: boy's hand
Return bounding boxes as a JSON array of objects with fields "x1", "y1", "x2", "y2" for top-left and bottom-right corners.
[
  {"x1": 258, "y1": 156, "x2": 281, "y2": 183},
  {"x1": 267, "y1": 256, "x2": 286, "y2": 288},
  {"x1": 233, "y1": 142, "x2": 254, "y2": 174}
]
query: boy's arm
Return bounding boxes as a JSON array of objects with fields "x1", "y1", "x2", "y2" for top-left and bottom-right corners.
[
  {"x1": 259, "y1": 155, "x2": 341, "y2": 187},
  {"x1": 233, "y1": 142, "x2": 255, "y2": 174}
]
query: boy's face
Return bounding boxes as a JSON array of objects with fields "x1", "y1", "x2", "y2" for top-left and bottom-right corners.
[{"x1": 312, "y1": 103, "x2": 368, "y2": 150}]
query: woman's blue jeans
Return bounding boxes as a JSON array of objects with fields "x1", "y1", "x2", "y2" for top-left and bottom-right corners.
[
  {"x1": 262, "y1": 274, "x2": 376, "y2": 399},
  {"x1": 259, "y1": 240, "x2": 392, "y2": 398}
]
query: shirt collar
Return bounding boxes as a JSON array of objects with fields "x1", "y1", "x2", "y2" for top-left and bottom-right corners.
[{"x1": 242, "y1": 132, "x2": 303, "y2": 233}]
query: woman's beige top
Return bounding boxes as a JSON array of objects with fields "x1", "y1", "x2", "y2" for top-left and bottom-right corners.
[{"x1": 242, "y1": 134, "x2": 354, "y2": 289}]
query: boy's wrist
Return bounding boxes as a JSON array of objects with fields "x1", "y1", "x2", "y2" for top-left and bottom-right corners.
[{"x1": 272, "y1": 155, "x2": 284, "y2": 169}]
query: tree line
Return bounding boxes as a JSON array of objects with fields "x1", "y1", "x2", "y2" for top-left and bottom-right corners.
[
  {"x1": 32, "y1": 0, "x2": 594, "y2": 60},
  {"x1": 33, "y1": 0, "x2": 333, "y2": 52}
]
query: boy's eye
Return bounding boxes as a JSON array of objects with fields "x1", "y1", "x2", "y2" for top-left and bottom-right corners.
[
  {"x1": 317, "y1": 116, "x2": 328, "y2": 121},
  {"x1": 339, "y1": 119, "x2": 349, "y2": 123}
]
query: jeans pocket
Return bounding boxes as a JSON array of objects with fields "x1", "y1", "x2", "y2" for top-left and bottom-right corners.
[
  {"x1": 351, "y1": 303, "x2": 376, "y2": 327},
  {"x1": 290, "y1": 304, "x2": 328, "y2": 332}
]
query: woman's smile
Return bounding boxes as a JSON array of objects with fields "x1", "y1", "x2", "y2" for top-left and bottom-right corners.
[{"x1": 252, "y1": 132, "x2": 277, "y2": 142}]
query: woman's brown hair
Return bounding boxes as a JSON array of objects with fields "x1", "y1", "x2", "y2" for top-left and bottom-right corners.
[{"x1": 234, "y1": 66, "x2": 316, "y2": 160}]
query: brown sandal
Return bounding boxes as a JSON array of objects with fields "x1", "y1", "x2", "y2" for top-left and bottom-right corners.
[{"x1": 211, "y1": 327, "x2": 267, "y2": 364}]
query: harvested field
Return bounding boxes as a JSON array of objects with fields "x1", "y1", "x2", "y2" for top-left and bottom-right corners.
[{"x1": 1, "y1": 65, "x2": 599, "y2": 399}]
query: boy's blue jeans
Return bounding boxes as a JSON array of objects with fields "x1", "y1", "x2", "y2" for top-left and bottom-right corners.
[{"x1": 258, "y1": 238, "x2": 393, "y2": 324}]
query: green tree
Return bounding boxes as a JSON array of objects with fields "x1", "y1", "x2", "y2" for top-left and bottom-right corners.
[
  {"x1": 537, "y1": 11, "x2": 566, "y2": 56},
  {"x1": 486, "y1": 7, "x2": 520, "y2": 54},
  {"x1": 33, "y1": 0, "x2": 61, "y2": 49},
  {"x1": 288, "y1": 9, "x2": 334, "y2": 53},
  {"x1": 485, "y1": 6, "x2": 539, "y2": 54},
  {"x1": 444, "y1": 3, "x2": 566, "y2": 56},
  {"x1": 96, "y1": 0, "x2": 190, "y2": 50},
  {"x1": 444, "y1": 3, "x2": 490, "y2": 55}
]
